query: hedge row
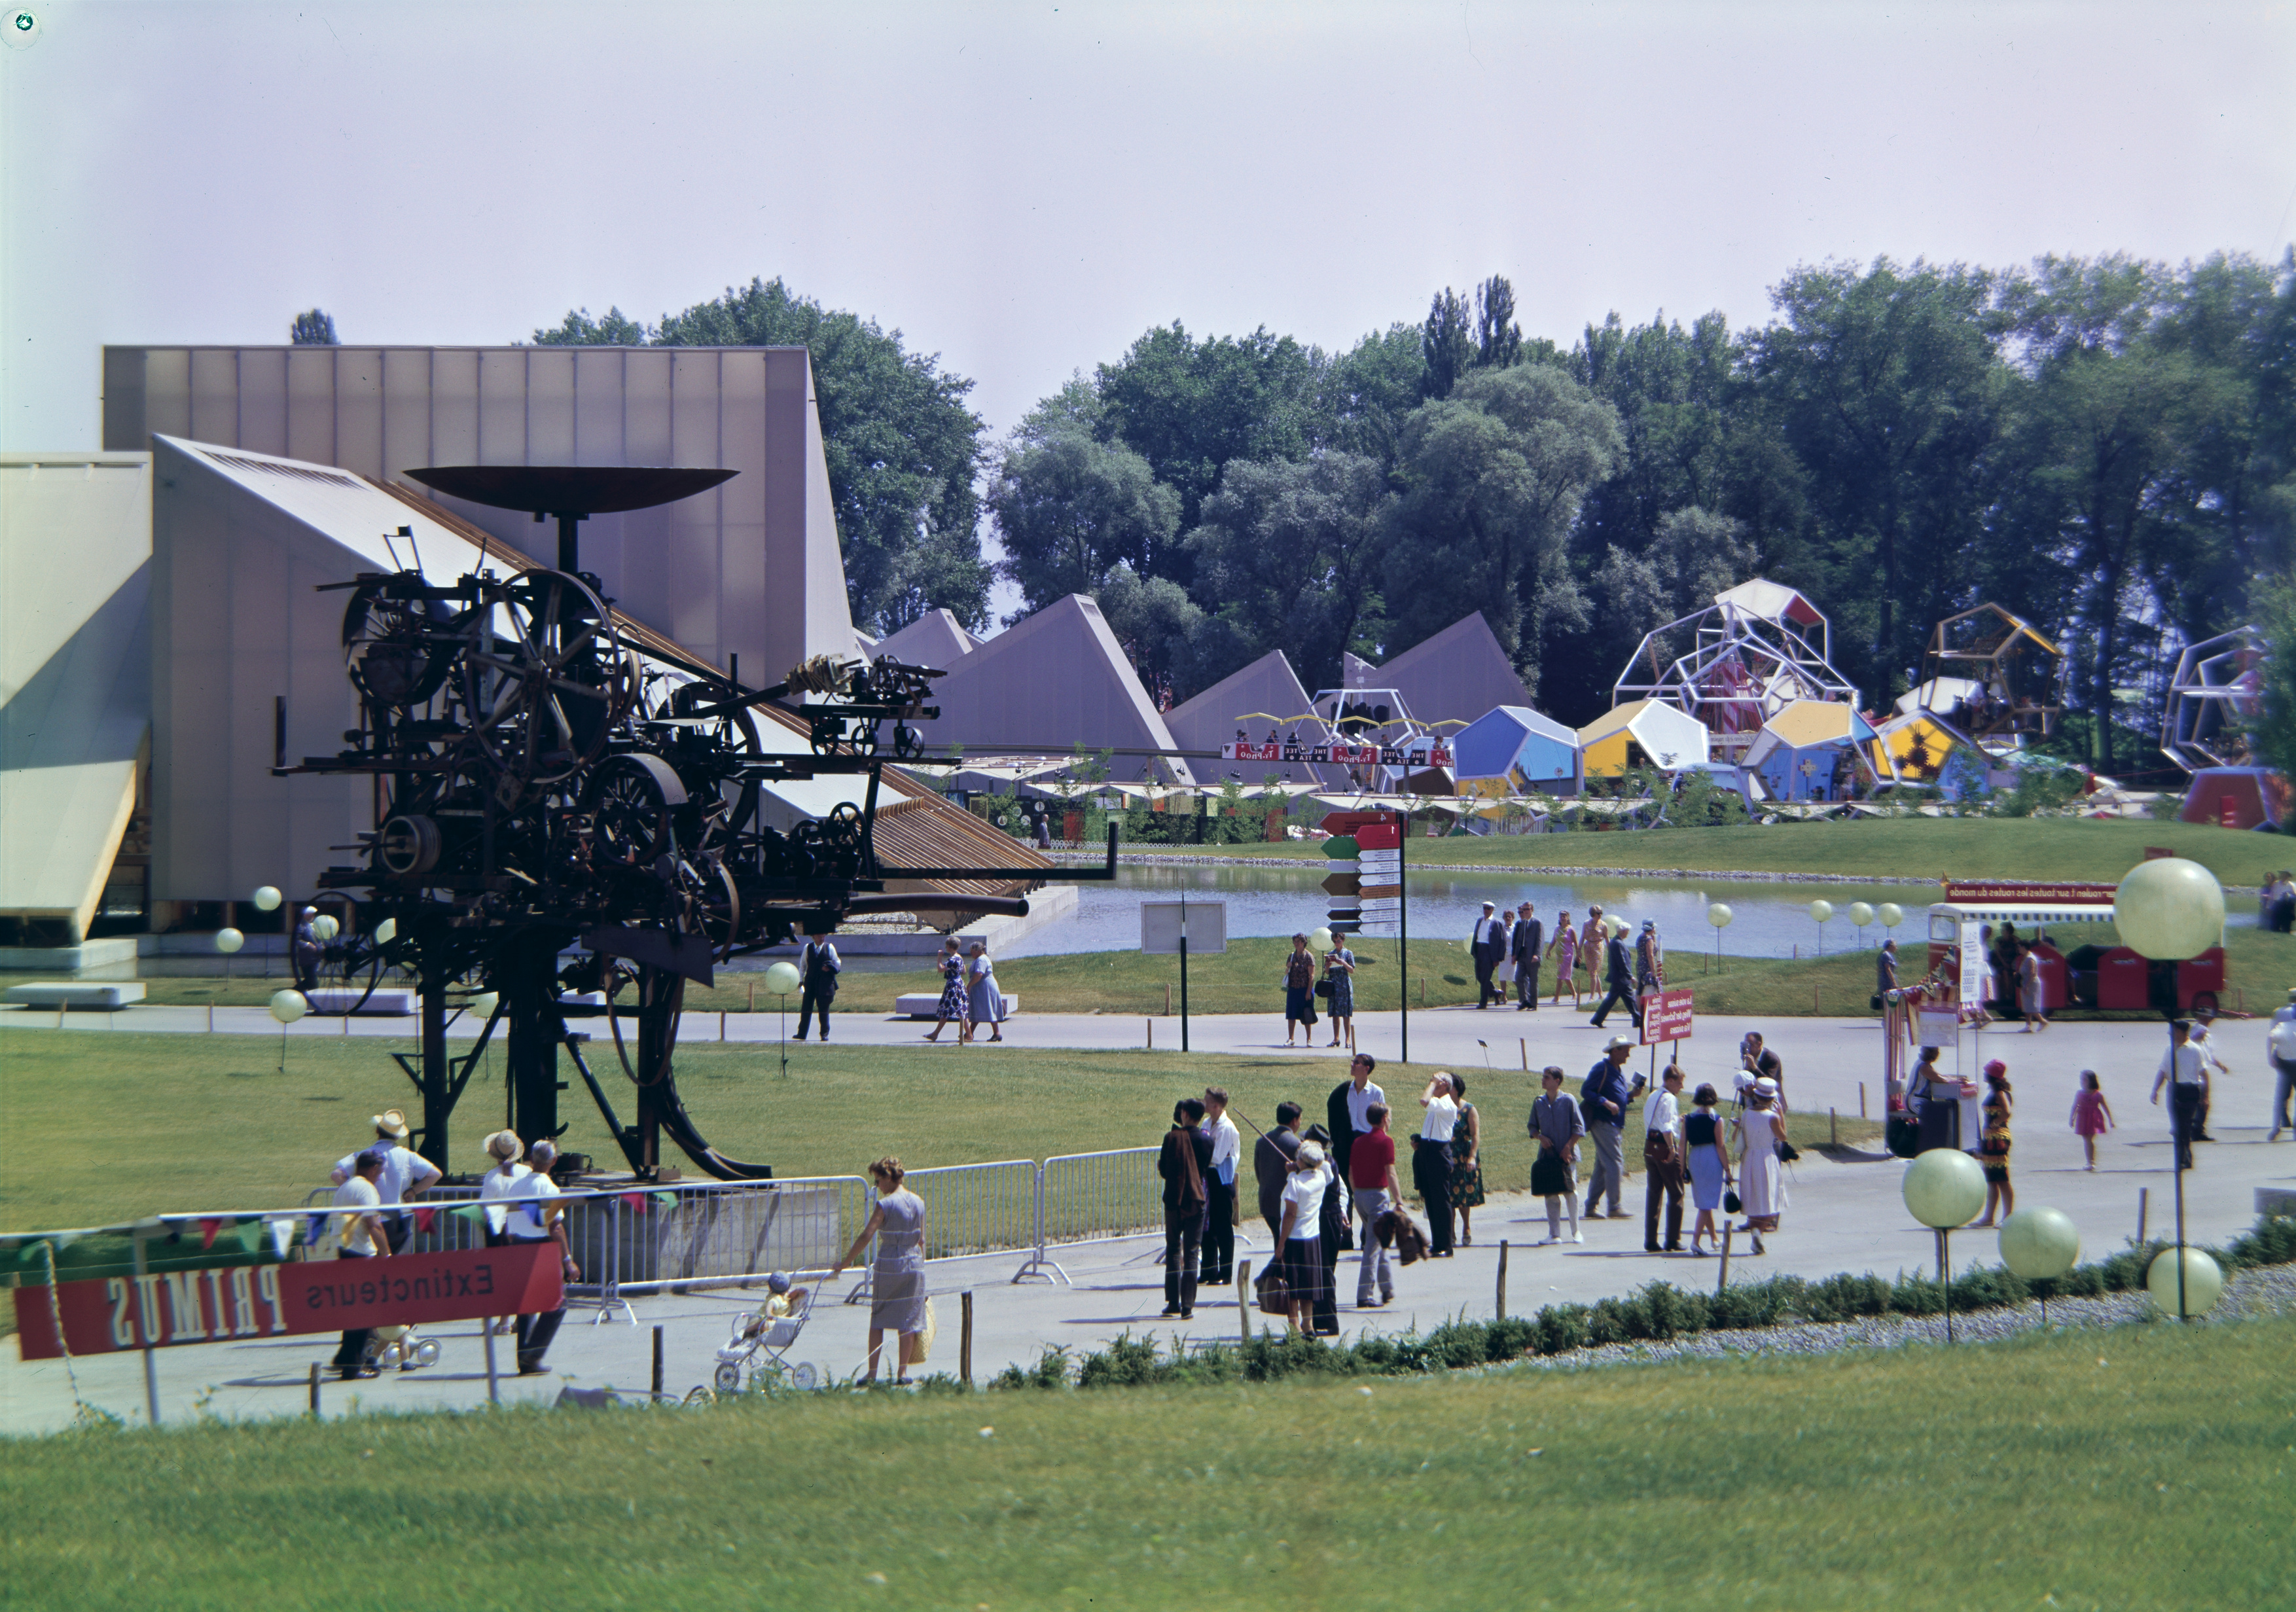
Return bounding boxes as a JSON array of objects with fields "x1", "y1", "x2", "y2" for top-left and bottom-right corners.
[{"x1": 982, "y1": 1211, "x2": 2296, "y2": 1391}]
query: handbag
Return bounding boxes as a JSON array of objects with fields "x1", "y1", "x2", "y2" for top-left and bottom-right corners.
[
  {"x1": 1314, "y1": 980, "x2": 1333, "y2": 998},
  {"x1": 913, "y1": 1297, "x2": 937, "y2": 1363},
  {"x1": 1254, "y1": 1263, "x2": 1291, "y2": 1316},
  {"x1": 1723, "y1": 1189, "x2": 1742, "y2": 1215}
]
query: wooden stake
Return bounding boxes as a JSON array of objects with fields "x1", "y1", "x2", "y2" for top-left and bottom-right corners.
[
  {"x1": 1238, "y1": 1259, "x2": 1252, "y2": 1342},
  {"x1": 961, "y1": 1291, "x2": 974, "y2": 1387},
  {"x1": 1147, "y1": 1018, "x2": 1153, "y2": 1050},
  {"x1": 2137, "y1": 1187, "x2": 2149, "y2": 1245},
  {"x1": 1520, "y1": 1038, "x2": 1528, "y2": 1070},
  {"x1": 309, "y1": 1361, "x2": 321, "y2": 1418},
  {"x1": 1165, "y1": 982, "x2": 1172, "y2": 1015},
  {"x1": 1717, "y1": 1224, "x2": 1733, "y2": 1294},
  {"x1": 651, "y1": 1326, "x2": 664, "y2": 1398},
  {"x1": 1830, "y1": 1107, "x2": 1839, "y2": 1147},
  {"x1": 1496, "y1": 1240, "x2": 1509, "y2": 1318},
  {"x1": 1859, "y1": 1082, "x2": 1867, "y2": 1119}
]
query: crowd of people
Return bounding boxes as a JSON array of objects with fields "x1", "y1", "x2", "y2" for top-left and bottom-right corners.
[{"x1": 1463, "y1": 901, "x2": 1667, "y2": 1026}]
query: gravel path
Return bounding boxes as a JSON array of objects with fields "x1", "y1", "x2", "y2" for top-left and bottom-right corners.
[{"x1": 1505, "y1": 1263, "x2": 2296, "y2": 1373}]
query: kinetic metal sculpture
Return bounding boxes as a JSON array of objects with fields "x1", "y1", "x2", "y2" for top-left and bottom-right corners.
[
  {"x1": 1611, "y1": 580, "x2": 1857, "y2": 762},
  {"x1": 2161, "y1": 625, "x2": 2265, "y2": 773},
  {"x1": 280, "y1": 467, "x2": 1107, "y2": 1182}
]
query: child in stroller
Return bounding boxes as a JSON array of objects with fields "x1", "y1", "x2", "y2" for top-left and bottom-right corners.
[{"x1": 713, "y1": 1272, "x2": 821, "y2": 1392}]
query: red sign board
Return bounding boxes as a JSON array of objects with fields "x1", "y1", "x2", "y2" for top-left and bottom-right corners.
[
  {"x1": 12, "y1": 1243, "x2": 562, "y2": 1361},
  {"x1": 1354, "y1": 820, "x2": 1401, "y2": 851},
  {"x1": 1640, "y1": 987, "x2": 1694, "y2": 1046},
  {"x1": 1939, "y1": 881, "x2": 2119, "y2": 905}
]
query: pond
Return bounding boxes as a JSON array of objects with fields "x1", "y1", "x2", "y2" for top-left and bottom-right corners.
[{"x1": 997, "y1": 863, "x2": 1947, "y2": 962}]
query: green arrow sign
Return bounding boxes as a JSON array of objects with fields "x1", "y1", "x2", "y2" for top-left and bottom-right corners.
[{"x1": 1321, "y1": 836, "x2": 1359, "y2": 859}]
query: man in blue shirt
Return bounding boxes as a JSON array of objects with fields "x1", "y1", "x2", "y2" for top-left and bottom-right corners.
[{"x1": 1581, "y1": 1037, "x2": 1635, "y2": 1219}]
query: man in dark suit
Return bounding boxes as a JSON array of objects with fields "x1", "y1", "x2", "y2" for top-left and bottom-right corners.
[
  {"x1": 1511, "y1": 901, "x2": 1544, "y2": 1010},
  {"x1": 1590, "y1": 921, "x2": 1643, "y2": 1031},
  {"x1": 1469, "y1": 901, "x2": 1508, "y2": 1008},
  {"x1": 1254, "y1": 1101, "x2": 1304, "y2": 1242}
]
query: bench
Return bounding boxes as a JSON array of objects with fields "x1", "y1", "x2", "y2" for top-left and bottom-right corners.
[
  {"x1": 3, "y1": 982, "x2": 146, "y2": 1010},
  {"x1": 893, "y1": 992, "x2": 1018, "y2": 1019},
  {"x1": 303, "y1": 987, "x2": 417, "y2": 1016}
]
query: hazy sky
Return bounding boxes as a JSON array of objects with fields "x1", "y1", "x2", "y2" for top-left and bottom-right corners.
[{"x1": 7, "y1": 1, "x2": 2293, "y2": 458}]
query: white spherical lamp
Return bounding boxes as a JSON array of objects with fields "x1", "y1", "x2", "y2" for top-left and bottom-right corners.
[
  {"x1": 763, "y1": 961, "x2": 803, "y2": 995},
  {"x1": 214, "y1": 927, "x2": 245, "y2": 955},
  {"x1": 1707, "y1": 903, "x2": 1733, "y2": 929},
  {"x1": 1878, "y1": 903, "x2": 1904, "y2": 928},
  {"x1": 468, "y1": 991, "x2": 500, "y2": 1019},
  {"x1": 1998, "y1": 1207, "x2": 2082, "y2": 1281},
  {"x1": 2114, "y1": 857, "x2": 2224, "y2": 961},
  {"x1": 251, "y1": 886, "x2": 283, "y2": 912},
  {"x1": 2145, "y1": 1246, "x2": 2225, "y2": 1317},
  {"x1": 268, "y1": 990, "x2": 309, "y2": 1025},
  {"x1": 1848, "y1": 901, "x2": 1875, "y2": 928},
  {"x1": 310, "y1": 913, "x2": 340, "y2": 942},
  {"x1": 1310, "y1": 926, "x2": 1335, "y2": 952},
  {"x1": 1901, "y1": 1149, "x2": 1986, "y2": 1229},
  {"x1": 1808, "y1": 899, "x2": 1835, "y2": 925}
]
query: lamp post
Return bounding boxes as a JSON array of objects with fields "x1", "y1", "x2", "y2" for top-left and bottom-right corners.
[
  {"x1": 1998, "y1": 1206, "x2": 2081, "y2": 1329},
  {"x1": 2113, "y1": 856, "x2": 2225, "y2": 1323},
  {"x1": 762, "y1": 961, "x2": 802, "y2": 1081},
  {"x1": 1808, "y1": 899, "x2": 1833, "y2": 957},
  {"x1": 1848, "y1": 901, "x2": 1874, "y2": 950},
  {"x1": 1903, "y1": 1149, "x2": 1986, "y2": 1341},
  {"x1": 1706, "y1": 903, "x2": 1732, "y2": 975}
]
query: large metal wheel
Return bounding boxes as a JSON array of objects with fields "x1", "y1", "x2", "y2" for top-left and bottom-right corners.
[
  {"x1": 314, "y1": 933, "x2": 384, "y2": 1015},
  {"x1": 468, "y1": 569, "x2": 636, "y2": 795}
]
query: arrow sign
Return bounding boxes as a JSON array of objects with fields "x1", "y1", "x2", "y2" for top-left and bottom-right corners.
[
  {"x1": 1321, "y1": 858, "x2": 1358, "y2": 873},
  {"x1": 1359, "y1": 882, "x2": 1401, "y2": 901},
  {"x1": 1358, "y1": 850, "x2": 1401, "y2": 869},
  {"x1": 1355, "y1": 821, "x2": 1401, "y2": 851},
  {"x1": 1321, "y1": 835, "x2": 1359, "y2": 859},
  {"x1": 1358, "y1": 897, "x2": 1402, "y2": 912},
  {"x1": 1322, "y1": 872, "x2": 1361, "y2": 897}
]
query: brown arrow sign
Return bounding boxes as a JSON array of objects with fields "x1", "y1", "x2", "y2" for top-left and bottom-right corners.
[
  {"x1": 1321, "y1": 872, "x2": 1361, "y2": 897},
  {"x1": 1360, "y1": 881, "x2": 1402, "y2": 900}
]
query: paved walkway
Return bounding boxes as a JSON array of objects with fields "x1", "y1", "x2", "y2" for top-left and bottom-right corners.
[{"x1": 5, "y1": 1002, "x2": 2293, "y2": 1434}]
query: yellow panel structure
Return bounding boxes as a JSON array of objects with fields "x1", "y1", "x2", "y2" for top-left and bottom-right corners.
[
  {"x1": 1865, "y1": 711, "x2": 1962, "y2": 785},
  {"x1": 1577, "y1": 699, "x2": 1713, "y2": 778}
]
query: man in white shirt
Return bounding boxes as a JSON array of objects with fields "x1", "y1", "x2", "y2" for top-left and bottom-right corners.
[
  {"x1": 503, "y1": 1139, "x2": 580, "y2": 1374},
  {"x1": 1326, "y1": 1054, "x2": 1384, "y2": 1183},
  {"x1": 1641, "y1": 1064, "x2": 1687, "y2": 1254},
  {"x1": 330, "y1": 1109, "x2": 442, "y2": 1253},
  {"x1": 2269, "y1": 987, "x2": 2296, "y2": 1142},
  {"x1": 2188, "y1": 1015, "x2": 2232, "y2": 1141},
  {"x1": 1414, "y1": 1073, "x2": 1461, "y2": 1255},
  {"x1": 1200, "y1": 1086, "x2": 1242, "y2": 1287},
  {"x1": 2149, "y1": 1020, "x2": 2208, "y2": 1172},
  {"x1": 1469, "y1": 903, "x2": 1508, "y2": 1008},
  {"x1": 327, "y1": 1149, "x2": 391, "y2": 1380}
]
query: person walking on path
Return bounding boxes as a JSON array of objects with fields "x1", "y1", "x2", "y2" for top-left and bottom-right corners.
[
  {"x1": 1255, "y1": 1102, "x2": 1304, "y2": 1242},
  {"x1": 1731, "y1": 1080, "x2": 1787, "y2": 1255},
  {"x1": 1546, "y1": 913, "x2": 1581, "y2": 1007},
  {"x1": 1350, "y1": 1102, "x2": 1401, "y2": 1306},
  {"x1": 1876, "y1": 939, "x2": 1899, "y2": 1003},
  {"x1": 1683, "y1": 1084, "x2": 1732, "y2": 1255},
  {"x1": 1327, "y1": 1053, "x2": 1382, "y2": 1183},
  {"x1": 1528, "y1": 1067, "x2": 1585, "y2": 1244},
  {"x1": 502, "y1": 1139, "x2": 578, "y2": 1375},
  {"x1": 1470, "y1": 902, "x2": 1508, "y2": 1008},
  {"x1": 1579, "y1": 905, "x2": 1607, "y2": 995},
  {"x1": 1973, "y1": 1063, "x2": 2015, "y2": 1226},
  {"x1": 1448, "y1": 1074, "x2": 1485, "y2": 1247},
  {"x1": 1590, "y1": 921, "x2": 1643, "y2": 1031},
  {"x1": 292, "y1": 906, "x2": 322, "y2": 994},
  {"x1": 1413, "y1": 1073, "x2": 1461, "y2": 1256},
  {"x1": 833, "y1": 1156, "x2": 929, "y2": 1384},
  {"x1": 327, "y1": 1149, "x2": 392, "y2": 1380},
  {"x1": 1155, "y1": 1099, "x2": 1211, "y2": 1319},
  {"x1": 1641, "y1": 1063, "x2": 1687, "y2": 1253},
  {"x1": 924, "y1": 937, "x2": 972, "y2": 1045},
  {"x1": 1581, "y1": 1037, "x2": 1634, "y2": 1219},
  {"x1": 2189, "y1": 1014, "x2": 2231, "y2": 1140},
  {"x1": 1200, "y1": 1086, "x2": 1242, "y2": 1287},
  {"x1": 1511, "y1": 901, "x2": 1544, "y2": 1009},
  {"x1": 1634, "y1": 920, "x2": 1664, "y2": 998},
  {"x1": 2018, "y1": 944, "x2": 2047, "y2": 1033},
  {"x1": 330, "y1": 1110, "x2": 441, "y2": 1255},
  {"x1": 2269, "y1": 988, "x2": 2296, "y2": 1141},
  {"x1": 2150, "y1": 1018, "x2": 2208, "y2": 1172},
  {"x1": 1300, "y1": 1124, "x2": 1350, "y2": 1334},
  {"x1": 1322, "y1": 938, "x2": 1357, "y2": 1049},
  {"x1": 966, "y1": 942, "x2": 1008, "y2": 1042},
  {"x1": 2070, "y1": 1071, "x2": 2115, "y2": 1169},
  {"x1": 1283, "y1": 933, "x2": 1318, "y2": 1046},
  {"x1": 1277, "y1": 1141, "x2": 1334, "y2": 1337},
  {"x1": 795, "y1": 927, "x2": 840, "y2": 1041}
]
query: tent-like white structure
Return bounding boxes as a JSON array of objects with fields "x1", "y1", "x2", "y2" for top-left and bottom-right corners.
[
  {"x1": 1452, "y1": 705, "x2": 1581, "y2": 796},
  {"x1": 1577, "y1": 699, "x2": 1712, "y2": 777},
  {"x1": 869, "y1": 608, "x2": 981, "y2": 670},
  {"x1": 1370, "y1": 613, "x2": 1535, "y2": 730},
  {"x1": 1744, "y1": 700, "x2": 1886, "y2": 801}
]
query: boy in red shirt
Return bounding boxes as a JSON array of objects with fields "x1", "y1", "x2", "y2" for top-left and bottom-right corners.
[{"x1": 1351, "y1": 1103, "x2": 1403, "y2": 1307}]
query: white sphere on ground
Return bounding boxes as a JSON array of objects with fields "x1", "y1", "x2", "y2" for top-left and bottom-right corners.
[
  {"x1": 2113, "y1": 857, "x2": 2226, "y2": 961},
  {"x1": 469, "y1": 992, "x2": 500, "y2": 1018},
  {"x1": 252, "y1": 886, "x2": 283, "y2": 912},
  {"x1": 1848, "y1": 901, "x2": 1875, "y2": 927},
  {"x1": 1310, "y1": 926, "x2": 1335, "y2": 952},
  {"x1": 2145, "y1": 1246, "x2": 2225, "y2": 1317},
  {"x1": 763, "y1": 961, "x2": 803, "y2": 995},
  {"x1": 1901, "y1": 1148, "x2": 1986, "y2": 1229},
  {"x1": 1808, "y1": 899, "x2": 1835, "y2": 924},
  {"x1": 310, "y1": 914, "x2": 340, "y2": 942},
  {"x1": 1707, "y1": 903, "x2": 1733, "y2": 929},
  {"x1": 1998, "y1": 1207, "x2": 2082, "y2": 1280},
  {"x1": 1878, "y1": 903, "x2": 1904, "y2": 928},
  {"x1": 215, "y1": 927, "x2": 245, "y2": 954},
  {"x1": 268, "y1": 990, "x2": 309, "y2": 1024}
]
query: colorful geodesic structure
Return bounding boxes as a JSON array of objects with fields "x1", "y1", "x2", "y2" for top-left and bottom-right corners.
[
  {"x1": 1611, "y1": 579, "x2": 1859, "y2": 762},
  {"x1": 1578, "y1": 699, "x2": 1712, "y2": 778},
  {"x1": 2162, "y1": 625, "x2": 2265, "y2": 773},
  {"x1": 1744, "y1": 700, "x2": 1887, "y2": 801},
  {"x1": 1908, "y1": 603, "x2": 2066, "y2": 757},
  {"x1": 1452, "y1": 705, "x2": 1582, "y2": 796}
]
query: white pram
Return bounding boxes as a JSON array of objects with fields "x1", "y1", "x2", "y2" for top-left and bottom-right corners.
[
  {"x1": 365, "y1": 1323, "x2": 440, "y2": 1372},
  {"x1": 712, "y1": 1278, "x2": 821, "y2": 1393}
]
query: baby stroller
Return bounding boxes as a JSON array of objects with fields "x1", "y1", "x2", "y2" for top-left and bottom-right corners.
[
  {"x1": 365, "y1": 1323, "x2": 440, "y2": 1372},
  {"x1": 712, "y1": 1274, "x2": 821, "y2": 1393}
]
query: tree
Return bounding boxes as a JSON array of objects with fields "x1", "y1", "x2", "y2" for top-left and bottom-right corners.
[
  {"x1": 1475, "y1": 275, "x2": 1522, "y2": 370},
  {"x1": 1590, "y1": 505, "x2": 1758, "y2": 647},
  {"x1": 1315, "y1": 323, "x2": 1427, "y2": 467},
  {"x1": 1420, "y1": 288, "x2": 1473, "y2": 401},
  {"x1": 2253, "y1": 582, "x2": 2296, "y2": 800},
  {"x1": 289, "y1": 309, "x2": 338, "y2": 346},
  {"x1": 527, "y1": 278, "x2": 992, "y2": 636},
  {"x1": 1384, "y1": 365, "x2": 1623, "y2": 694},
  {"x1": 986, "y1": 428, "x2": 1179, "y2": 614}
]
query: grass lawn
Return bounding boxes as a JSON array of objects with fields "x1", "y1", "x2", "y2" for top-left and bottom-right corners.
[
  {"x1": 0, "y1": 1032, "x2": 1871, "y2": 1234},
  {"x1": 3, "y1": 1314, "x2": 2289, "y2": 1610},
  {"x1": 1129, "y1": 813, "x2": 2295, "y2": 885}
]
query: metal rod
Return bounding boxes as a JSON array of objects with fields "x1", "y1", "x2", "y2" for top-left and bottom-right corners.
[
  {"x1": 1496, "y1": 1240, "x2": 1509, "y2": 1318},
  {"x1": 2138, "y1": 1186, "x2": 2149, "y2": 1244},
  {"x1": 1238, "y1": 1259, "x2": 1251, "y2": 1342},
  {"x1": 309, "y1": 1361, "x2": 321, "y2": 1418},
  {"x1": 651, "y1": 1325, "x2": 664, "y2": 1399},
  {"x1": 1399, "y1": 813, "x2": 1409, "y2": 1067},
  {"x1": 484, "y1": 1322, "x2": 500, "y2": 1405},
  {"x1": 961, "y1": 1291, "x2": 974, "y2": 1388}
]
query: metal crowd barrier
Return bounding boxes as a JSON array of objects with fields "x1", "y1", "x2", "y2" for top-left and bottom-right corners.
[
  {"x1": 845, "y1": 1158, "x2": 1048, "y2": 1301},
  {"x1": 1030, "y1": 1148, "x2": 1166, "y2": 1285}
]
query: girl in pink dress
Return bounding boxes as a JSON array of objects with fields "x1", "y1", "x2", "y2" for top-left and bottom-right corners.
[
  {"x1": 2069, "y1": 1069, "x2": 2113, "y2": 1171},
  {"x1": 1547, "y1": 914, "x2": 1580, "y2": 1007}
]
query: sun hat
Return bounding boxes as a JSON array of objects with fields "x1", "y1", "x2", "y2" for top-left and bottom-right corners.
[
  {"x1": 1604, "y1": 1033, "x2": 1635, "y2": 1052},
  {"x1": 766, "y1": 1272, "x2": 793, "y2": 1295},
  {"x1": 1983, "y1": 1059, "x2": 2007, "y2": 1078},
  {"x1": 1752, "y1": 1077, "x2": 1778, "y2": 1098},
  {"x1": 486, "y1": 1130, "x2": 522, "y2": 1163},
  {"x1": 372, "y1": 1109, "x2": 410, "y2": 1139}
]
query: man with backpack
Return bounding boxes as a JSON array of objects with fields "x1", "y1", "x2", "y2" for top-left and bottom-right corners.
[{"x1": 1582, "y1": 1036, "x2": 1635, "y2": 1220}]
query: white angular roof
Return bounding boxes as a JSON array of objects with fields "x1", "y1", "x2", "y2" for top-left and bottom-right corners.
[{"x1": 870, "y1": 608, "x2": 982, "y2": 670}]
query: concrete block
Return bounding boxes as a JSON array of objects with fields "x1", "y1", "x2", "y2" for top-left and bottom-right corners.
[
  {"x1": 3, "y1": 980, "x2": 146, "y2": 1009},
  {"x1": 895, "y1": 992, "x2": 1018, "y2": 1019}
]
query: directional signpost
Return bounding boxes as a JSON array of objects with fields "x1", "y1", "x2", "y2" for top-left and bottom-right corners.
[
  {"x1": 1320, "y1": 834, "x2": 1361, "y2": 933},
  {"x1": 1640, "y1": 986, "x2": 1694, "y2": 1083},
  {"x1": 1354, "y1": 816, "x2": 1407, "y2": 1063}
]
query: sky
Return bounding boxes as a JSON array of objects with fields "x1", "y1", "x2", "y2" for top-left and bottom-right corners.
[{"x1": 5, "y1": 0, "x2": 2294, "y2": 615}]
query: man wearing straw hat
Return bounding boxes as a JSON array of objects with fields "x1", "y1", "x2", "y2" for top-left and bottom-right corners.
[
  {"x1": 329, "y1": 1110, "x2": 440, "y2": 1255},
  {"x1": 327, "y1": 1148, "x2": 393, "y2": 1380}
]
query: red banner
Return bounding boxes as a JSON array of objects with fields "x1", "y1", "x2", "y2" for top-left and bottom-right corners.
[
  {"x1": 1641, "y1": 987, "x2": 1694, "y2": 1046},
  {"x1": 12, "y1": 1243, "x2": 562, "y2": 1361}
]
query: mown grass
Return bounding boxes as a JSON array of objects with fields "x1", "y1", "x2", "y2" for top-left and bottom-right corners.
[
  {"x1": 1127, "y1": 812, "x2": 2295, "y2": 884},
  {"x1": 3, "y1": 1314, "x2": 2290, "y2": 1611},
  {"x1": 0, "y1": 1033, "x2": 1870, "y2": 1234}
]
